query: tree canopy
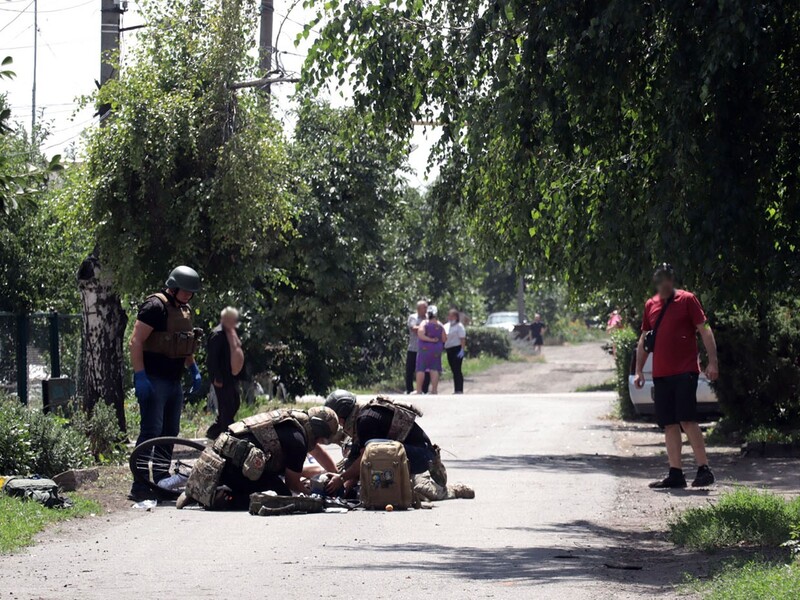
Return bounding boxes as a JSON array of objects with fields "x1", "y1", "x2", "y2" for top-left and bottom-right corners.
[
  {"x1": 85, "y1": 0, "x2": 294, "y2": 307},
  {"x1": 302, "y1": 0, "x2": 800, "y2": 309}
]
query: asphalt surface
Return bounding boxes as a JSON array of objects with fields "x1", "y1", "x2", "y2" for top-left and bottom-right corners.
[{"x1": 2, "y1": 392, "x2": 632, "y2": 600}]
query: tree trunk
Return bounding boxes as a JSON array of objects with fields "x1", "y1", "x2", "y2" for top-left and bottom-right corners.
[
  {"x1": 516, "y1": 274, "x2": 527, "y2": 324},
  {"x1": 77, "y1": 249, "x2": 128, "y2": 431}
]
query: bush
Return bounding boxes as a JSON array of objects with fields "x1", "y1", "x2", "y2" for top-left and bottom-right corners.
[
  {"x1": 468, "y1": 327, "x2": 511, "y2": 359},
  {"x1": 611, "y1": 327, "x2": 639, "y2": 419},
  {"x1": 713, "y1": 301, "x2": 800, "y2": 434},
  {"x1": 70, "y1": 401, "x2": 127, "y2": 463},
  {"x1": 690, "y1": 561, "x2": 800, "y2": 600},
  {"x1": 669, "y1": 488, "x2": 800, "y2": 551},
  {"x1": 0, "y1": 396, "x2": 90, "y2": 477}
]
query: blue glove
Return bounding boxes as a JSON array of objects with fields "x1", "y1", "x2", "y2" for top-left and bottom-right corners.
[
  {"x1": 133, "y1": 370, "x2": 154, "y2": 401},
  {"x1": 457, "y1": 349, "x2": 465, "y2": 359},
  {"x1": 188, "y1": 363, "x2": 202, "y2": 394}
]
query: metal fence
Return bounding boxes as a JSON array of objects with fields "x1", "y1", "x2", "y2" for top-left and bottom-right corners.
[{"x1": 0, "y1": 312, "x2": 82, "y2": 408}]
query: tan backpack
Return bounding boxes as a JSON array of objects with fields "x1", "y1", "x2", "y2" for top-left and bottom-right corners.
[{"x1": 359, "y1": 440, "x2": 412, "y2": 510}]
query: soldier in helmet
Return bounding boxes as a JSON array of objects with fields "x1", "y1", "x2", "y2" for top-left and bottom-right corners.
[
  {"x1": 179, "y1": 406, "x2": 342, "y2": 510},
  {"x1": 323, "y1": 390, "x2": 448, "y2": 494},
  {"x1": 128, "y1": 266, "x2": 204, "y2": 501}
]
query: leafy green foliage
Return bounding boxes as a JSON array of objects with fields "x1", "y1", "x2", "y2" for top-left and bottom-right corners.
[
  {"x1": 467, "y1": 327, "x2": 511, "y2": 360},
  {"x1": 611, "y1": 327, "x2": 639, "y2": 419},
  {"x1": 0, "y1": 397, "x2": 91, "y2": 477},
  {"x1": 669, "y1": 488, "x2": 800, "y2": 551},
  {"x1": 84, "y1": 0, "x2": 293, "y2": 309},
  {"x1": 302, "y1": 1, "x2": 800, "y2": 311},
  {"x1": 687, "y1": 561, "x2": 800, "y2": 600},
  {"x1": 69, "y1": 401, "x2": 127, "y2": 463},
  {"x1": 713, "y1": 301, "x2": 800, "y2": 433}
]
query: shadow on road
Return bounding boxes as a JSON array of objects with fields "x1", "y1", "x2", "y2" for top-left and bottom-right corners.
[{"x1": 326, "y1": 520, "x2": 701, "y2": 595}]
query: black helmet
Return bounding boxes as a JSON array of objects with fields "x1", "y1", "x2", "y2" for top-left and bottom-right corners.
[
  {"x1": 166, "y1": 266, "x2": 201, "y2": 293},
  {"x1": 325, "y1": 389, "x2": 357, "y2": 419}
]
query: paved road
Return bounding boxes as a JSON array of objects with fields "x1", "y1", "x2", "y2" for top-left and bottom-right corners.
[{"x1": 2, "y1": 392, "x2": 639, "y2": 600}]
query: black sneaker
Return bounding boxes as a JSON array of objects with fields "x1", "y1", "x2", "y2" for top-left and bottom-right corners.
[
  {"x1": 649, "y1": 473, "x2": 687, "y2": 489},
  {"x1": 692, "y1": 465, "x2": 715, "y2": 488}
]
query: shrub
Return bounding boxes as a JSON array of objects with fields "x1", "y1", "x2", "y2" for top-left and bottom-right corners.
[
  {"x1": 70, "y1": 401, "x2": 127, "y2": 463},
  {"x1": 0, "y1": 400, "x2": 36, "y2": 475},
  {"x1": 713, "y1": 300, "x2": 800, "y2": 434},
  {"x1": 0, "y1": 396, "x2": 90, "y2": 477},
  {"x1": 690, "y1": 561, "x2": 800, "y2": 600},
  {"x1": 611, "y1": 327, "x2": 639, "y2": 419},
  {"x1": 669, "y1": 488, "x2": 800, "y2": 551},
  {"x1": 468, "y1": 327, "x2": 511, "y2": 359}
]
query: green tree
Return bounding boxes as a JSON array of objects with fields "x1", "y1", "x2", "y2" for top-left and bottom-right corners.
[
  {"x1": 75, "y1": 0, "x2": 293, "y2": 422},
  {"x1": 301, "y1": 0, "x2": 800, "y2": 310}
]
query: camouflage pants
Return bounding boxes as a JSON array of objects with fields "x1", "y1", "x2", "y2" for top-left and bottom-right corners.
[{"x1": 413, "y1": 473, "x2": 475, "y2": 501}]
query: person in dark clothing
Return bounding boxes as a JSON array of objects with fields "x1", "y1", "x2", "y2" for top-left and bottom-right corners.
[
  {"x1": 529, "y1": 313, "x2": 547, "y2": 354},
  {"x1": 205, "y1": 307, "x2": 245, "y2": 439},
  {"x1": 128, "y1": 266, "x2": 203, "y2": 501}
]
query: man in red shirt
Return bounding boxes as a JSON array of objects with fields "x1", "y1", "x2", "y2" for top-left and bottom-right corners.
[{"x1": 634, "y1": 264, "x2": 719, "y2": 488}]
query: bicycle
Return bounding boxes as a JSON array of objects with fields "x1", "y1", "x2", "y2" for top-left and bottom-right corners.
[{"x1": 128, "y1": 436, "x2": 207, "y2": 499}]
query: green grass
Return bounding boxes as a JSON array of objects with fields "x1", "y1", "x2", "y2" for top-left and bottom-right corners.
[
  {"x1": 0, "y1": 494, "x2": 101, "y2": 553},
  {"x1": 575, "y1": 379, "x2": 616, "y2": 392},
  {"x1": 669, "y1": 488, "x2": 800, "y2": 551},
  {"x1": 687, "y1": 561, "x2": 800, "y2": 600}
]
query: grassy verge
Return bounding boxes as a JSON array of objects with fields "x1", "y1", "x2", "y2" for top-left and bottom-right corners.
[
  {"x1": 575, "y1": 379, "x2": 616, "y2": 392},
  {"x1": 669, "y1": 488, "x2": 800, "y2": 551},
  {"x1": 686, "y1": 561, "x2": 800, "y2": 600},
  {"x1": 0, "y1": 494, "x2": 101, "y2": 553}
]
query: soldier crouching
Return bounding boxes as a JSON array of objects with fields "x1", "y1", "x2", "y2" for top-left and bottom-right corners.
[{"x1": 178, "y1": 407, "x2": 340, "y2": 510}]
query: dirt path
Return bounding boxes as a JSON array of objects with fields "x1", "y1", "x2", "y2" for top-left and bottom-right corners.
[{"x1": 468, "y1": 341, "x2": 615, "y2": 394}]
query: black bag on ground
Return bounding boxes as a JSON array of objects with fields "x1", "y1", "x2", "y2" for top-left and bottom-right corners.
[{"x1": 3, "y1": 477, "x2": 74, "y2": 509}]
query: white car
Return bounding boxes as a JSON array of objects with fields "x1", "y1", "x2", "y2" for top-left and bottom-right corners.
[
  {"x1": 483, "y1": 312, "x2": 520, "y2": 332},
  {"x1": 627, "y1": 354, "x2": 719, "y2": 417}
]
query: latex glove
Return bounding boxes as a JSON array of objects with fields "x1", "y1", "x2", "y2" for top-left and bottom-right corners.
[
  {"x1": 457, "y1": 349, "x2": 465, "y2": 359},
  {"x1": 188, "y1": 363, "x2": 202, "y2": 394},
  {"x1": 133, "y1": 370, "x2": 154, "y2": 402}
]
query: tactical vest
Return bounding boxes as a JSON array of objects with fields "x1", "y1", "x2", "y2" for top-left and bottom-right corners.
[
  {"x1": 141, "y1": 293, "x2": 199, "y2": 359},
  {"x1": 367, "y1": 396, "x2": 422, "y2": 442},
  {"x1": 185, "y1": 409, "x2": 310, "y2": 508}
]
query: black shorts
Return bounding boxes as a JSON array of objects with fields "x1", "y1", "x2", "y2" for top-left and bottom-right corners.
[{"x1": 653, "y1": 372, "x2": 699, "y2": 427}]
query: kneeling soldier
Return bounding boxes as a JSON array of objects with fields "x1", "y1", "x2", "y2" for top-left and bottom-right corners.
[
  {"x1": 324, "y1": 390, "x2": 451, "y2": 495},
  {"x1": 179, "y1": 406, "x2": 340, "y2": 510}
]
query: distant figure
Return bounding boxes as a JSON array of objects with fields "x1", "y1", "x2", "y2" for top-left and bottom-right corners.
[
  {"x1": 634, "y1": 263, "x2": 719, "y2": 489},
  {"x1": 406, "y1": 300, "x2": 430, "y2": 394},
  {"x1": 416, "y1": 305, "x2": 447, "y2": 394},
  {"x1": 205, "y1": 307, "x2": 245, "y2": 440},
  {"x1": 606, "y1": 310, "x2": 623, "y2": 332},
  {"x1": 444, "y1": 308, "x2": 467, "y2": 394},
  {"x1": 529, "y1": 313, "x2": 547, "y2": 355}
]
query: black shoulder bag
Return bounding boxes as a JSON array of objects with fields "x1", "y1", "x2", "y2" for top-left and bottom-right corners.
[{"x1": 643, "y1": 294, "x2": 674, "y2": 353}]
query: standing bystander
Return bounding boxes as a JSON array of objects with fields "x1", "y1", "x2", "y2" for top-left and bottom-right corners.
[
  {"x1": 205, "y1": 307, "x2": 245, "y2": 439},
  {"x1": 634, "y1": 263, "x2": 719, "y2": 488},
  {"x1": 444, "y1": 308, "x2": 467, "y2": 394},
  {"x1": 405, "y1": 300, "x2": 430, "y2": 394},
  {"x1": 529, "y1": 313, "x2": 547, "y2": 355}
]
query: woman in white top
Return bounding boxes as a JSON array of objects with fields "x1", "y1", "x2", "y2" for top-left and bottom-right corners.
[{"x1": 444, "y1": 308, "x2": 467, "y2": 394}]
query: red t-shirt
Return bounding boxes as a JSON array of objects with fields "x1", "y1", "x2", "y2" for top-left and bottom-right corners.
[{"x1": 641, "y1": 289, "x2": 707, "y2": 378}]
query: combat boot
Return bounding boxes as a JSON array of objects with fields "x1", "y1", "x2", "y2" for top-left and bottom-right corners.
[
  {"x1": 428, "y1": 445, "x2": 448, "y2": 487},
  {"x1": 447, "y1": 483, "x2": 475, "y2": 499}
]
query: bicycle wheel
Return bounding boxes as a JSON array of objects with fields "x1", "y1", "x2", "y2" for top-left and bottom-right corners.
[{"x1": 129, "y1": 436, "x2": 206, "y2": 498}]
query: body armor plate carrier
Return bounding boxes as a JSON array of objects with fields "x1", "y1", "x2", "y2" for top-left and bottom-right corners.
[{"x1": 141, "y1": 293, "x2": 201, "y2": 359}]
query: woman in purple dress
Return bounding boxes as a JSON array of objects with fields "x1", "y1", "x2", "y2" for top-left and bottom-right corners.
[{"x1": 415, "y1": 305, "x2": 447, "y2": 394}]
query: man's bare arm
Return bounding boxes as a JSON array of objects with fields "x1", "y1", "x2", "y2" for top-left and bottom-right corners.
[
  {"x1": 309, "y1": 444, "x2": 338, "y2": 473},
  {"x1": 225, "y1": 328, "x2": 245, "y2": 376},
  {"x1": 633, "y1": 334, "x2": 647, "y2": 388},
  {"x1": 129, "y1": 320, "x2": 154, "y2": 372},
  {"x1": 697, "y1": 323, "x2": 719, "y2": 381},
  {"x1": 284, "y1": 469, "x2": 309, "y2": 494}
]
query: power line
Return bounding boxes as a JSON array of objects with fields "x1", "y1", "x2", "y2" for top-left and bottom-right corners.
[
  {"x1": 0, "y1": 0, "x2": 34, "y2": 34},
  {"x1": 0, "y1": 0, "x2": 94, "y2": 13}
]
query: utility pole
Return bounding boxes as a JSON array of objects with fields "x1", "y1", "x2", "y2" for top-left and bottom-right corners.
[
  {"x1": 31, "y1": 0, "x2": 37, "y2": 136},
  {"x1": 259, "y1": 0, "x2": 274, "y2": 96},
  {"x1": 100, "y1": 0, "x2": 124, "y2": 123}
]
